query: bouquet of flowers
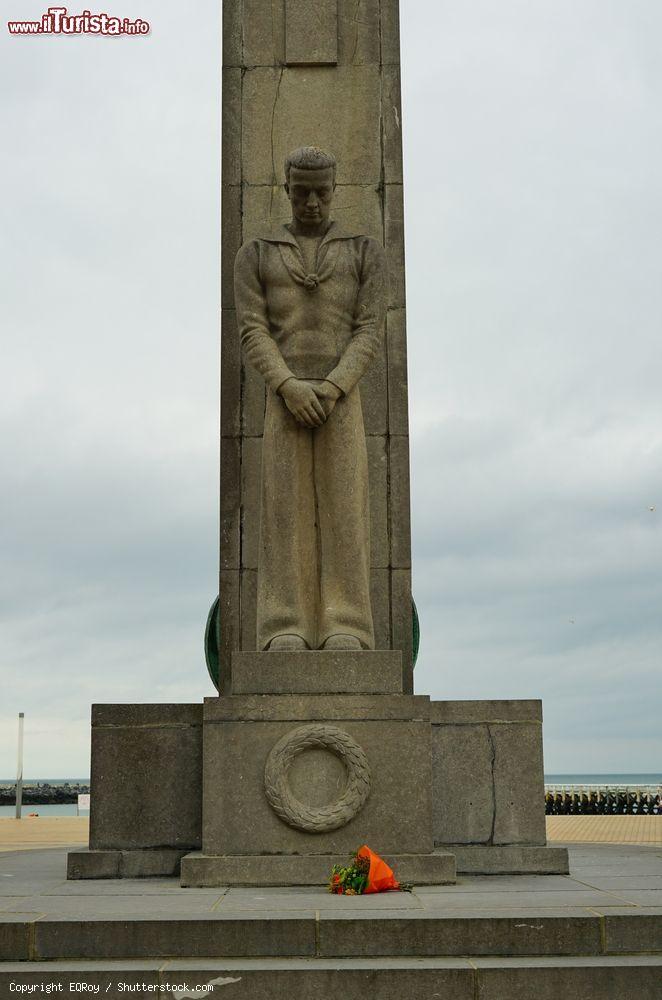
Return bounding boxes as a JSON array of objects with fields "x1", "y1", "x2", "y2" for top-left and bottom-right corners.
[{"x1": 328, "y1": 845, "x2": 410, "y2": 895}]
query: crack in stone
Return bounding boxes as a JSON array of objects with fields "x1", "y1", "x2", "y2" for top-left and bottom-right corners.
[
  {"x1": 486, "y1": 723, "x2": 497, "y2": 846},
  {"x1": 268, "y1": 66, "x2": 285, "y2": 221}
]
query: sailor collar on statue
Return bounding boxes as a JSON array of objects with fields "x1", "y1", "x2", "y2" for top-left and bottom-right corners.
[
  {"x1": 257, "y1": 221, "x2": 362, "y2": 292},
  {"x1": 258, "y1": 220, "x2": 360, "y2": 247}
]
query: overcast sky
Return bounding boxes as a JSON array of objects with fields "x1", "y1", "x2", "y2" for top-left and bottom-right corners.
[{"x1": 1, "y1": 0, "x2": 660, "y2": 777}]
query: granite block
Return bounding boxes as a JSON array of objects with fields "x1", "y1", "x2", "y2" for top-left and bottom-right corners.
[
  {"x1": 220, "y1": 308, "x2": 240, "y2": 439},
  {"x1": 317, "y1": 913, "x2": 602, "y2": 958},
  {"x1": 181, "y1": 852, "x2": 455, "y2": 888},
  {"x1": 337, "y1": 0, "x2": 381, "y2": 65},
  {"x1": 367, "y1": 435, "x2": 389, "y2": 569},
  {"x1": 88, "y1": 704, "x2": 202, "y2": 852},
  {"x1": 202, "y1": 714, "x2": 434, "y2": 856},
  {"x1": 120, "y1": 849, "x2": 187, "y2": 878},
  {"x1": 204, "y1": 694, "x2": 431, "y2": 723},
  {"x1": 0, "y1": 918, "x2": 32, "y2": 961},
  {"x1": 285, "y1": 0, "x2": 337, "y2": 65},
  {"x1": 360, "y1": 341, "x2": 388, "y2": 435},
  {"x1": 380, "y1": 0, "x2": 401, "y2": 65},
  {"x1": 390, "y1": 568, "x2": 413, "y2": 690},
  {"x1": 240, "y1": 436, "x2": 261, "y2": 569},
  {"x1": 381, "y1": 64, "x2": 403, "y2": 183},
  {"x1": 67, "y1": 850, "x2": 121, "y2": 880},
  {"x1": 241, "y1": 362, "x2": 266, "y2": 436},
  {"x1": 433, "y1": 724, "x2": 494, "y2": 845},
  {"x1": 242, "y1": 0, "x2": 285, "y2": 67},
  {"x1": 449, "y1": 846, "x2": 570, "y2": 876},
  {"x1": 476, "y1": 958, "x2": 662, "y2": 1000},
  {"x1": 231, "y1": 650, "x2": 403, "y2": 694},
  {"x1": 384, "y1": 184, "x2": 406, "y2": 309},
  {"x1": 221, "y1": 67, "x2": 242, "y2": 185},
  {"x1": 241, "y1": 66, "x2": 382, "y2": 185},
  {"x1": 431, "y1": 701, "x2": 548, "y2": 851},
  {"x1": 33, "y1": 917, "x2": 315, "y2": 960},
  {"x1": 431, "y1": 700, "x2": 543, "y2": 725},
  {"x1": 492, "y1": 723, "x2": 546, "y2": 845},
  {"x1": 219, "y1": 569, "x2": 240, "y2": 693},
  {"x1": 91, "y1": 704, "x2": 202, "y2": 727},
  {"x1": 67, "y1": 849, "x2": 188, "y2": 880},
  {"x1": 240, "y1": 568, "x2": 258, "y2": 650},
  {"x1": 604, "y1": 912, "x2": 662, "y2": 953},
  {"x1": 370, "y1": 567, "x2": 391, "y2": 649},
  {"x1": 222, "y1": 0, "x2": 242, "y2": 66},
  {"x1": 220, "y1": 435, "x2": 240, "y2": 569},
  {"x1": 161, "y1": 965, "x2": 474, "y2": 1000},
  {"x1": 221, "y1": 183, "x2": 242, "y2": 309},
  {"x1": 389, "y1": 435, "x2": 411, "y2": 568},
  {"x1": 386, "y1": 308, "x2": 409, "y2": 435}
]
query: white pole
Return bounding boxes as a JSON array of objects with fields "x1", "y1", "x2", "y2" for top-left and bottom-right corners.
[{"x1": 15, "y1": 713, "x2": 24, "y2": 820}]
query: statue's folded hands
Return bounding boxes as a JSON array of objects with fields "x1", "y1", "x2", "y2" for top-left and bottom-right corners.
[
  {"x1": 312, "y1": 379, "x2": 343, "y2": 419},
  {"x1": 278, "y1": 377, "x2": 327, "y2": 427}
]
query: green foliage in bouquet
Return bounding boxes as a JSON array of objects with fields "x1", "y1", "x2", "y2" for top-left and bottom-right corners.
[{"x1": 328, "y1": 851, "x2": 370, "y2": 895}]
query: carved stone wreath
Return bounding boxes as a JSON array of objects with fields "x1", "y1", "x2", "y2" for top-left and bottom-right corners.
[{"x1": 264, "y1": 724, "x2": 371, "y2": 833}]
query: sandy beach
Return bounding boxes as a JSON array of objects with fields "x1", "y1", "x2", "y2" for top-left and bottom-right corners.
[
  {"x1": 0, "y1": 815, "x2": 660, "y2": 853},
  {"x1": 0, "y1": 816, "x2": 89, "y2": 851}
]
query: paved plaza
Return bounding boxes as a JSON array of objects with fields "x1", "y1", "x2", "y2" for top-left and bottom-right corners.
[{"x1": 0, "y1": 841, "x2": 660, "y2": 998}]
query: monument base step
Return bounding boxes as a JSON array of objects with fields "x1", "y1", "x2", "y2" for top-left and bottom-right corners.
[
  {"x1": 437, "y1": 844, "x2": 570, "y2": 875},
  {"x1": 231, "y1": 649, "x2": 404, "y2": 695},
  {"x1": 67, "y1": 848, "x2": 188, "y2": 879},
  {"x1": 2, "y1": 957, "x2": 660, "y2": 999},
  {"x1": 180, "y1": 850, "x2": 456, "y2": 887}
]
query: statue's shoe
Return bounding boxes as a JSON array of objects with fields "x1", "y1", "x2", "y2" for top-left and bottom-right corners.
[
  {"x1": 321, "y1": 634, "x2": 362, "y2": 650},
  {"x1": 267, "y1": 634, "x2": 308, "y2": 651}
]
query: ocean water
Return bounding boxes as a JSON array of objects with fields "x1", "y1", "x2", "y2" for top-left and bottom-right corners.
[{"x1": 0, "y1": 804, "x2": 88, "y2": 816}]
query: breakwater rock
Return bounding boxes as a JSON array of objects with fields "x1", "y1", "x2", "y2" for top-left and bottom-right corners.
[{"x1": 0, "y1": 782, "x2": 90, "y2": 805}]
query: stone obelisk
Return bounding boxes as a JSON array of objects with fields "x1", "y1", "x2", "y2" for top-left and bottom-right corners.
[{"x1": 176, "y1": 0, "x2": 453, "y2": 886}]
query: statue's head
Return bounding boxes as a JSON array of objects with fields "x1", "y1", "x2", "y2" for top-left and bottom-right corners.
[{"x1": 284, "y1": 146, "x2": 336, "y2": 227}]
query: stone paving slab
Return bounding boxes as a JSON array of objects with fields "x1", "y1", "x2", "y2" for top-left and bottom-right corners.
[
  {"x1": 1, "y1": 956, "x2": 662, "y2": 1000},
  {"x1": 1, "y1": 909, "x2": 659, "y2": 961},
  {"x1": 0, "y1": 845, "x2": 661, "y2": 965}
]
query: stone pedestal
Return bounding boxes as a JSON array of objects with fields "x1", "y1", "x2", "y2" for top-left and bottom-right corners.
[
  {"x1": 180, "y1": 650, "x2": 455, "y2": 886},
  {"x1": 67, "y1": 687, "x2": 564, "y2": 883}
]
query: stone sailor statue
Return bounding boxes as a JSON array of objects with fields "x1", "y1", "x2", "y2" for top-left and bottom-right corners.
[{"x1": 234, "y1": 146, "x2": 386, "y2": 652}]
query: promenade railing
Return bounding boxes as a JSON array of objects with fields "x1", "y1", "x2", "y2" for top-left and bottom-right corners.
[{"x1": 545, "y1": 785, "x2": 662, "y2": 815}]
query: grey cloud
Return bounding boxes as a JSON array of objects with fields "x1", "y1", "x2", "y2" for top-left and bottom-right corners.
[{"x1": 1, "y1": 0, "x2": 661, "y2": 775}]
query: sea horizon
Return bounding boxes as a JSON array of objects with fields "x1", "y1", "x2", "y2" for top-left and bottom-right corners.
[
  {"x1": 2, "y1": 773, "x2": 661, "y2": 786},
  {"x1": 0, "y1": 778, "x2": 90, "y2": 786}
]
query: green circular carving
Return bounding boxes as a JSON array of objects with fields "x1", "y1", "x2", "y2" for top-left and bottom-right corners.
[{"x1": 204, "y1": 594, "x2": 420, "y2": 691}]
